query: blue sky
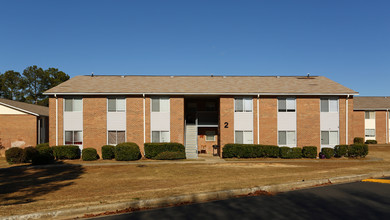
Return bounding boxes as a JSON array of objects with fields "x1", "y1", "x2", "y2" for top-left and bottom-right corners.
[{"x1": 0, "y1": 0, "x2": 389, "y2": 96}]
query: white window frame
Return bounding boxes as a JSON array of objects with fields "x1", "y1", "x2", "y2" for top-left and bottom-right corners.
[
  {"x1": 107, "y1": 130, "x2": 126, "y2": 145},
  {"x1": 321, "y1": 130, "x2": 339, "y2": 146},
  {"x1": 234, "y1": 97, "x2": 253, "y2": 112},
  {"x1": 107, "y1": 97, "x2": 126, "y2": 112},
  {"x1": 64, "y1": 130, "x2": 83, "y2": 145},
  {"x1": 205, "y1": 131, "x2": 215, "y2": 141},
  {"x1": 278, "y1": 130, "x2": 296, "y2": 146},
  {"x1": 278, "y1": 98, "x2": 296, "y2": 112},
  {"x1": 151, "y1": 130, "x2": 170, "y2": 143},
  {"x1": 234, "y1": 130, "x2": 253, "y2": 144},
  {"x1": 64, "y1": 97, "x2": 83, "y2": 112},
  {"x1": 365, "y1": 129, "x2": 376, "y2": 138},
  {"x1": 365, "y1": 111, "x2": 375, "y2": 119},
  {"x1": 151, "y1": 97, "x2": 170, "y2": 113},
  {"x1": 320, "y1": 98, "x2": 339, "y2": 113}
]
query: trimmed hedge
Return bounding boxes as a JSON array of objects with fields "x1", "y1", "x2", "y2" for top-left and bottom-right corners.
[
  {"x1": 22, "y1": 146, "x2": 38, "y2": 163},
  {"x1": 52, "y1": 145, "x2": 81, "y2": 160},
  {"x1": 36, "y1": 143, "x2": 50, "y2": 148},
  {"x1": 302, "y1": 146, "x2": 317, "y2": 158},
  {"x1": 348, "y1": 144, "x2": 369, "y2": 158},
  {"x1": 154, "y1": 151, "x2": 186, "y2": 160},
  {"x1": 32, "y1": 146, "x2": 54, "y2": 165},
  {"x1": 334, "y1": 145, "x2": 348, "y2": 157},
  {"x1": 279, "y1": 147, "x2": 302, "y2": 159},
  {"x1": 82, "y1": 148, "x2": 99, "y2": 161},
  {"x1": 102, "y1": 145, "x2": 115, "y2": 160},
  {"x1": 222, "y1": 144, "x2": 279, "y2": 158},
  {"x1": 5, "y1": 147, "x2": 24, "y2": 164},
  {"x1": 115, "y1": 142, "x2": 141, "y2": 161},
  {"x1": 321, "y1": 148, "x2": 334, "y2": 159},
  {"x1": 354, "y1": 137, "x2": 364, "y2": 144},
  {"x1": 365, "y1": 140, "x2": 377, "y2": 144},
  {"x1": 144, "y1": 143, "x2": 185, "y2": 159}
]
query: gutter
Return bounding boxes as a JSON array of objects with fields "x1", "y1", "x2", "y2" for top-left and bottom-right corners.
[
  {"x1": 257, "y1": 94, "x2": 260, "y2": 144},
  {"x1": 43, "y1": 92, "x2": 359, "y2": 96},
  {"x1": 55, "y1": 94, "x2": 58, "y2": 146}
]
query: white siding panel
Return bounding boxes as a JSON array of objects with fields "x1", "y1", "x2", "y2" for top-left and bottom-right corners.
[
  {"x1": 0, "y1": 105, "x2": 27, "y2": 115},
  {"x1": 107, "y1": 112, "x2": 126, "y2": 130},
  {"x1": 277, "y1": 112, "x2": 296, "y2": 131},
  {"x1": 234, "y1": 112, "x2": 253, "y2": 130},
  {"x1": 365, "y1": 119, "x2": 375, "y2": 129},
  {"x1": 64, "y1": 112, "x2": 83, "y2": 130},
  {"x1": 320, "y1": 112, "x2": 339, "y2": 130},
  {"x1": 151, "y1": 112, "x2": 170, "y2": 130}
]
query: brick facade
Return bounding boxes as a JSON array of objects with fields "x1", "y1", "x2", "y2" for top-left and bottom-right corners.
[
  {"x1": 296, "y1": 97, "x2": 320, "y2": 151},
  {"x1": 352, "y1": 111, "x2": 365, "y2": 141},
  {"x1": 127, "y1": 96, "x2": 145, "y2": 153},
  {"x1": 219, "y1": 96, "x2": 234, "y2": 148},
  {"x1": 170, "y1": 96, "x2": 185, "y2": 143},
  {"x1": 259, "y1": 97, "x2": 277, "y2": 145},
  {"x1": 0, "y1": 114, "x2": 37, "y2": 149},
  {"x1": 83, "y1": 97, "x2": 107, "y2": 155},
  {"x1": 376, "y1": 111, "x2": 387, "y2": 144}
]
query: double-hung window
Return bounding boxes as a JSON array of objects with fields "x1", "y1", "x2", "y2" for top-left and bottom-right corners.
[
  {"x1": 365, "y1": 111, "x2": 375, "y2": 119},
  {"x1": 108, "y1": 97, "x2": 126, "y2": 112},
  {"x1": 152, "y1": 131, "x2": 170, "y2": 143},
  {"x1": 152, "y1": 97, "x2": 169, "y2": 112},
  {"x1": 321, "y1": 131, "x2": 339, "y2": 145},
  {"x1": 65, "y1": 131, "x2": 83, "y2": 145},
  {"x1": 235, "y1": 131, "x2": 253, "y2": 144},
  {"x1": 205, "y1": 131, "x2": 215, "y2": 141},
  {"x1": 278, "y1": 98, "x2": 296, "y2": 112},
  {"x1": 108, "y1": 130, "x2": 125, "y2": 145},
  {"x1": 64, "y1": 98, "x2": 82, "y2": 112},
  {"x1": 365, "y1": 129, "x2": 375, "y2": 138},
  {"x1": 235, "y1": 98, "x2": 252, "y2": 112},
  {"x1": 321, "y1": 98, "x2": 338, "y2": 112},
  {"x1": 278, "y1": 131, "x2": 296, "y2": 146}
]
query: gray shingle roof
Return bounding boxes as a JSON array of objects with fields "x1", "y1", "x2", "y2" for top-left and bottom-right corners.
[
  {"x1": 0, "y1": 98, "x2": 49, "y2": 116},
  {"x1": 354, "y1": 97, "x2": 390, "y2": 110}
]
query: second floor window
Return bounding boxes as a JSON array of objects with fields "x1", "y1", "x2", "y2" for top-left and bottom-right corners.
[
  {"x1": 278, "y1": 98, "x2": 296, "y2": 112},
  {"x1": 235, "y1": 98, "x2": 252, "y2": 112},
  {"x1": 108, "y1": 98, "x2": 126, "y2": 112},
  {"x1": 152, "y1": 97, "x2": 169, "y2": 112},
  {"x1": 365, "y1": 111, "x2": 375, "y2": 119},
  {"x1": 64, "y1": 98, "x2": 82, "y2": 112},
  {"x1": 321, "y1": 98, "x2": 338, "y2": 113}
]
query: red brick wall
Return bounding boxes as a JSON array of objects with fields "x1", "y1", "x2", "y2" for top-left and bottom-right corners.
[
  {"x1": 253, "y1": 97, "x2": 259, "y2": 144},
  {"x1": 297, "y1": 97, "x2": 320, "y2": 151},
  {"x1": 170, "y1": 96, "x2": 185, "y2": 144},
  {"x1": 376, "y1": 111, "x2": 387, "y2": 144},
  {"x1": 49, "y1": 97, "x2": 64, "y2": 146},
  {"x1": 259, "y1": 97, "x2": 277, "y2": 145},
  {"x1": 145, "y1": 97, "x2": 151, "y2": 143},
  {"x1": 83, "y1": 97, "x2": 107, "y2": 155},
  {"x1": 0, "y1": 114, "x2": 37, "y2": 149},
  {"x1": 127, "y1": 96, "x2": 145, "y2": 153},
  {"x1": 353, "y1": 110, "x2": 365, "y2": 141},
  {"x1": 219, "y1": 96, "x2": 234, "y2": 148},
  {"x1": 348, "y1": 98, "x2": 355, "y2": 144},
  {"x1": 198, "y1": 127, "x2": 218, "y2": 154},
  {"x1": 339, "y1": 97, "x2": 346, "y2": 145}
]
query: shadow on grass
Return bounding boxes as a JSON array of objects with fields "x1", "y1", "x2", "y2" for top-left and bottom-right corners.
[{"x1": 0, "y1": 162, "x2": 85, "y2": 206}]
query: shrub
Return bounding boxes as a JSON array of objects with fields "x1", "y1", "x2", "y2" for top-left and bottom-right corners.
[
  {"x1": 154, "y1": 151, "x2": 186, "y2": 160},
  {"x1": 334, "y1": 145, "x2": 349, "y2": 157},
  {"x1": 144, "y1": 143, "x2": 185, "y2": 159},
  {"x1": 32, "y1": 146, "x2": 54, "y2": 165},
  {"x1": 353, "y1": 137, "x2": 364, "y2": 144},
  {"x1": 36, "y1": 143, "x2": 50, "y2": 148},
  {"x1": 82, "y1": 148, "x2": 99, "y2": 161},
  {"x1": 102, "y1": 145, "x2": 115, "y2": 160},
  {"x1": 222, "y1": 144, "x2": 279, "y2": 158},
  {"x1": 115, "y1": 142, "x2": 141, "y2": 161},
  {"x1": 52, "y1": 145, "x2": 81, "y2": 160},
  {"x1": 348, "y1": 144, "x2": 369, "y2": 158},
  {"x1": 279, "y1": 147, "x2": 302, "y2": 159},
  {"x1": 22, "y1": 146, "x2": 38, "y2": 163},
  {"x1": 302, "y1": 146, "x2": 317, "y2": 158},
  {"x1": 5, "y1": 147, "x2": 24, "y2": 164},
  {"x1": 365, "y1": 140, "x2": 377, "y2": 144},
  {"x1": 321, "y1": 148, "x2": 334, "y2": 159}
]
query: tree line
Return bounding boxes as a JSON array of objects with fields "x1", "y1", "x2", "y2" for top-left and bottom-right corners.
[{"x1": 0, "y1": 65, "x2": 70, "y2": 106}]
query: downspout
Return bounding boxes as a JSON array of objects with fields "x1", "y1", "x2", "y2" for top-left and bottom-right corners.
[
  {"x1": 257, "y1": 94, "x2": 260, "y2": 144},
  {"x1": 387, "y1": 109, "x2": 389, "y2": 144},
  {"x1": 346, "y1": 95, "x2": 349, "y2": 144},
  {"x1": 143, "y1": 94, "x2": 146, "y2": 144},
  {"x1": 37, "y1": 117, "x2": 41, "y2": 145},
  {"x1": 55, "y1": 94, "x2": 58, "y2": 146}
]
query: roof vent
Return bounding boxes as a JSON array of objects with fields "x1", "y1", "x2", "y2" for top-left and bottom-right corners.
[
  {"x1": 170, "y1": 76, "x2": 174, "y2": 78},
  {"x1": 211, "y1": 73, "x2": 214, "y2": 77},
  {"x1": 223, "y1": 76, "x2": 226, "y2": 78},
  {"x1": 91, "y1": 72, "x2": 94, "y2": 77},
  {"x1": 276, "y1": 76, "x2": 280, "y2": 78},
  {"x1": 121, "y1": 75, "x2": 125, "y2": 78},
  {"x1": 307, "y1": 73, "x2": 310, "y2": 78}
]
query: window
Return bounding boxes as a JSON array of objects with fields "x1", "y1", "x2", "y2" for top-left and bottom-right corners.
[
  {"x1": 205, "y1": 131, "x2": 215, "y2": 141},
  {"x1": 235, "y1": 98, "x2": 252, "y2": 112},
  {"x1": 321, "y1": 98, "x2": 338, "y2": 112},
  {"x1": 108, "y1": 98, "x2": 126, "y2": 112},
  {"x1": 365, "y1": 129, "x2": 375, "y2": 138},
  {"x1": 235, "y1": 131, "x2": 253, "y2": 144},
  {"x1": 108, "y1": 130, "x2": 125, "y2": 145},
  {"x1": 64, "y1": 98, "x2": 82, "y2": 112},
  {"x1": 152, "y1": 97, "x2": 169, "y2": 112},
  {"x1": 278, "y1": 131, "x2": 296, "y2": 145},
  {"x1": 365, "y1": 111, "x2": 375, "y2": 119},
  {"x1": 278, "y1": 98, "x2": 296, "y2": 112},
  {"x1": 65, "y1": 131, "x2": 83, "y2": 145},
  {"x1": 321, "y1": 131, "x2": 339, "y2": 145},
  {"x1": 152, "y1": 131, "x2": 170, "y2": 142}
]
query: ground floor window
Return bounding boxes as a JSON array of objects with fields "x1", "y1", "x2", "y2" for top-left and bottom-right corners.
[
  {"x1": 108, "y1": 130, "x2": 126, "y2": 145},
  {"x1": 321, "y1": 131, "x2": 338, "y2": 145},
  {"x1": 278, "y1": 131, "x2": 296, "y2": 146},
  {"x1": 65, "y1": 131, "x2": 83, "y2": 145},
  {"x1": 205, "y1": 131, "x2": 215, "y2": 141},
  {"x1": 365, "y1": 129, "x2": 375, "y2": 138},
  {"x1": 235, "y1": 130, "x2": 253, "y2": 144},
  {"x1": 152, "y1": 131, "x2": 170, "y2": 143}
]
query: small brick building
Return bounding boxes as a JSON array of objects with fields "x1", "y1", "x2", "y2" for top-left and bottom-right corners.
[
  {"x1": 44, "y1": 75, "x2": 363, "y2": 158},
  {"x1": 0, "y1": 98, "x2": 49, "y2": 153}
]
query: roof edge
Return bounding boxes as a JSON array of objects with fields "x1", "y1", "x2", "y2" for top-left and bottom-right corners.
[
  {"x1": 0, "y1": 101, "x2": 40, "y2": 116},
  {"x1": 43, "y1": 92, "x2": 359, "y2": 96}
]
